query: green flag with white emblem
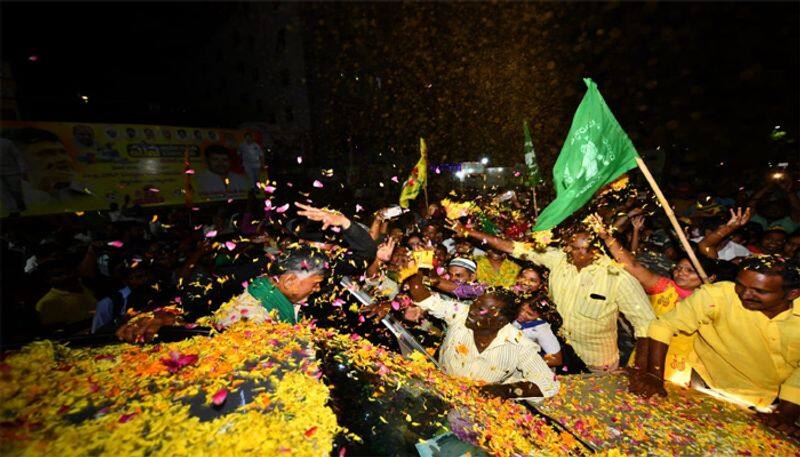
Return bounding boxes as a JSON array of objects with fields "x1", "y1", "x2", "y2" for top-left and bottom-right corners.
[{"x1": 533, "y1": 78, "x2": 639, "y2": 231}]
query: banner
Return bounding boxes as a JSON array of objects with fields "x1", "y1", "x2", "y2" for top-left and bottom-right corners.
[{"x1": 0, "y1": 121, "x2": 265, "y2": 217}]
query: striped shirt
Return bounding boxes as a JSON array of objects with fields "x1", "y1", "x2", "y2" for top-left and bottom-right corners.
[
  {"x1": 414, "y1": 293, "x2": 560, "y2": 401},
  {"x1": 511, "y1": 243, "x2": 655, "y2": 368}
]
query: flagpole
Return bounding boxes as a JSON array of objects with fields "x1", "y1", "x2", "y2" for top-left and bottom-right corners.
[
  {"x1": 422, "y1": 185, "x2": 429, "y2": 216},
  {"x1": 532, "y1": 186, "x2": 540, "y2": 218},
  {"x1": 635, "y1": 157, "x2": 709, "y2": 283}
]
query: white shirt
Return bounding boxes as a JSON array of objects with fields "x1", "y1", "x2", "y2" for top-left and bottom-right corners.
[
  {"x1": 237, "y1": 142, "x2": 264, "y2": 166},
  {"x1": 512, "y1": 320, "x2": 561, "y2": 355},
  {"x1": 415, "y1": 293, "x2": 560, "y2": 401},
  {"x1": 716, "y1": 241, "x2": 751, "y2": 261}
]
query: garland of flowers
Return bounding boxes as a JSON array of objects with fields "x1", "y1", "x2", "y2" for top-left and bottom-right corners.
[{"x1": 0, "y1": 322, "x2": 340, "y2": 456}]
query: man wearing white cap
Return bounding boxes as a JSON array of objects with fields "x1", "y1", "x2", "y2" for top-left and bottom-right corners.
[{"x1": 429, "y1": 258, "x2": 486, "y2": 300}]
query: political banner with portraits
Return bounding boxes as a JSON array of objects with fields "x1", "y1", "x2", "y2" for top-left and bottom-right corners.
[{"x1": 0, "y1": 121, "x2": 265, "y2": 217}]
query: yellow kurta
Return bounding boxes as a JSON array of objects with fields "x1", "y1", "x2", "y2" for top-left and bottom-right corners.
[{"x1": 648, "y1": 281, "x2": 800, "y2": 408}]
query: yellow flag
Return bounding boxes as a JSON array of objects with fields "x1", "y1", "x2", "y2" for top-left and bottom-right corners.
[{"x1": 399, "y1": 138, "x2": 428, "y2": 208}]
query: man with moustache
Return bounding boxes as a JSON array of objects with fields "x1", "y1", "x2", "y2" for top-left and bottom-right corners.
[{"x1": 630, "y1": 255, "x2": 800, "y2": 437}]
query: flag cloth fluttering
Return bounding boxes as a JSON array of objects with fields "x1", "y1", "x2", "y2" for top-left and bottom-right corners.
[
  {"x1": 399, "y1": 137, "x2": 428, "y2": 208},
  {"x1": 533, "y1": 78, "x2": 639, "y2": 231},
  {"x1": 523, "y1": 120, "x2": 542, "y2": 188}
]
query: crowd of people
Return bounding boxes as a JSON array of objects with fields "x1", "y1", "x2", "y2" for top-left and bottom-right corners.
[{"x1": 1, "y1": 164, "x2": 799, "y2": 439}]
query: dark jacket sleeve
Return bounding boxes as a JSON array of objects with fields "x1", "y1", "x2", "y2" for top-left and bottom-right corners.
[{"x1": 334, "y1": 222, "x2": 377, "y2": 277}]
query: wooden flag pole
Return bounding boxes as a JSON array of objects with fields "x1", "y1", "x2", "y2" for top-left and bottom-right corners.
[{"x1": 635, "y1": 157, "x2": 709, "y2": 283}]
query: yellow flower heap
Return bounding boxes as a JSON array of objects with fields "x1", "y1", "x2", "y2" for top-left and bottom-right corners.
[{"x1": 0, "y1": 322, "x2": 340, "y2": 456}]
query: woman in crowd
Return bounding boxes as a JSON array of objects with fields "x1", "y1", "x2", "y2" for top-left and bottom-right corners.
[{"x1": 590, "y1": 213, "x2": 723, "y2": 385}]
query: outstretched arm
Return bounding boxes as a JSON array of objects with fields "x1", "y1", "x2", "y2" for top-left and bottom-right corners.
[
  {"x1": 697, "y1": 207, "x2": 751, "y2": 259},
  {"x1": 589, "y1": 214, "x2": 661, "y2": 291},
  {"x1": 450, "y1": 220, "x2": 515, "y2": 254}
]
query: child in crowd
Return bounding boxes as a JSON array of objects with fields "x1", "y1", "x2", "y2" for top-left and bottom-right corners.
[{"x1": 512, "y1": 267, "x2": 563, "y2": 368}]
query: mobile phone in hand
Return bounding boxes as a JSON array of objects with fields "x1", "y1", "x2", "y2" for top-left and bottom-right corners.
[{"x1": 382, "y1": 205, "x2": 406, "y2": 220}]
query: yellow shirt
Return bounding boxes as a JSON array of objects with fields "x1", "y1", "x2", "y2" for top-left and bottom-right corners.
[
  {"x1": 648, "y1": 281, "x2": 800, "y2": 407},
  {"x1": 475, "y1": 256, "x2": 521, "y2": 288},
  {"x1": 512, "y1": 243, "x2": 654, "y2": 367},
  {"x1": 35, "y1": 286, "x2": 97, "y2": 326}
]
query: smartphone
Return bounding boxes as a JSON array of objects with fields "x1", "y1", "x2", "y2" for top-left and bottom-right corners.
[
  {"x1": 496, "y1": 190, "x2": 515, "y2": 202},
  {"x1": 412, "y1": 249, "x2": 434, "y2": 269},
  {"x1": 382, "y1": 205, "x2": 406, "y2": 220}
]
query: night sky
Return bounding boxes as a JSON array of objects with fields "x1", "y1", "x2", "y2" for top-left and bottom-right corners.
[{"x1": 2, "y1": 2, "x2": 798, "y2": 177}]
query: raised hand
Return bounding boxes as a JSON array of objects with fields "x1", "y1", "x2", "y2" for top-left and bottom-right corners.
[
  {"x1": 376, "y1": 238, "x2": 397, "y2": 263},
  {"x1": 631, "y1": 215, "x2": 645, "y2": 232},
  {"x1": 585, "y1": 213, "x2": 610, "y2": 237},
  {"x1": 294, "y1": 202, "x2": 351, "y2": 230},
  {"x1": 725, "y1": 207, "x2": 752, "y2": 228}
]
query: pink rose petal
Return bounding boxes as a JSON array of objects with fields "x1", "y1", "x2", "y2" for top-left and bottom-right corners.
[
  {"x1": 205, "y1": 230, "x2": 217, "y2": 238},
  {"x1": 313, "y1": 180, "x2": 324, "y2": 188},
  {"x1": 119, "y1": 413, "x2": 137, "y2": 423},
  {"x1": 107, "y1": 241, "x2": 124, "y2": 248},
  {"x1": 391, "y1": 176, "x2": 399, "y2": 183},
  {"x1": 264, "y1": 185, "x2": 276, "y2": 194},
  {"x1": 332, "y1": 298, "x2": 345, "y2": 307},
  {"x1": 435, "y1": 167, "x2": 441, "y2": 174},
  {"x1": 225, "y1": 241, "x2": 236, "y2": 251},
  {"x1": 358, "y1": 315, "x2": 365, "y2": 323},
  {"x1": 297, "y1": 156, "x2": 303, "y2": 164},
  {"x1": 184, "y1": 168, "x2": 195, "y2": 175},
  {"x1": 391, "y1": 301, "x2": 400, "y2": 311},
  {"x1": 355, "y1": 204, "x2": 364, "y2": 212},
  {"x1": 275, "y1": 204, "x2": 290, "y2": 213},
  {"x1": 211, "y1": 388, "x2": 228, "y2": 406}
]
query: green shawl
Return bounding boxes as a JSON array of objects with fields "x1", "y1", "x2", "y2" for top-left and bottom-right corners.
[{"x1": 247, "y1": 277, "x2": 296, "y2": 324}]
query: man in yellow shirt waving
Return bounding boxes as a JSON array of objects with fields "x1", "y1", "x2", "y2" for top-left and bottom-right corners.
[{"x1": 631, "y1": 255, "x2": 800, "y2": 437}]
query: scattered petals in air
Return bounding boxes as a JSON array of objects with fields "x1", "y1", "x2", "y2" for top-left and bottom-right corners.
[
  {"x1": 313, "y1": 180, "x2": 324, "y2": 188},
  {"x1": 205, "y1": 230, "x2": 218, "y2": 238},
  {"x1": 225, "y1": 241, "x2": 237, "y2": 251},
  {"x1": 275, "y1": 204, "x2": 290, "y2": 213},
  {"x1": 108, "y1": 241, "x2": 124, "y2": 248}
]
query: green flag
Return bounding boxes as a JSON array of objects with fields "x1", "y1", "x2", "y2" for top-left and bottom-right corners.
[
  {"x1": 533, "y1": 78, "x2": 639, "y2": 231},
  {"x1": 523, "y1": 120, "x2": 542, "y2": 187}
]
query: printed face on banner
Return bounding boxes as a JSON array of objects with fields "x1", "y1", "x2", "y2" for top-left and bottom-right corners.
[{"x1": 0, "y1": 121, "x2": 264, "y2": 217}]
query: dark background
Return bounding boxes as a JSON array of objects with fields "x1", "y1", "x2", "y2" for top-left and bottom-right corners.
[{"x1": 2, "y1": 2, "x2": 798, "y2": 181}]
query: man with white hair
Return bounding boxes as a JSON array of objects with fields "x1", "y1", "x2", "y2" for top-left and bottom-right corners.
[{"x1": 115, "y1": 247, "x2": 331, "y2": 341}]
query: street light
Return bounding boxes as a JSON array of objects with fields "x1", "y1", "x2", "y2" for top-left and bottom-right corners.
[{"x1": 480, "y1": 157, "x2": 489, "y2": 165}]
